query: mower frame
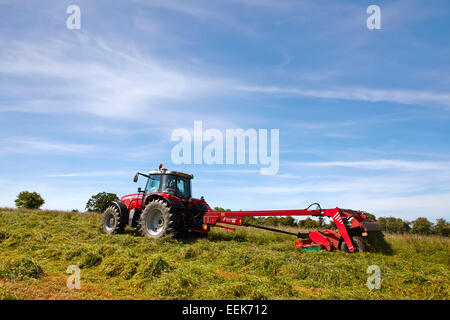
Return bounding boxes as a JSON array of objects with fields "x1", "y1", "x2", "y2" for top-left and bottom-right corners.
[{"x1": 202, "y1": 205, "x2": 381, "y2": 253}]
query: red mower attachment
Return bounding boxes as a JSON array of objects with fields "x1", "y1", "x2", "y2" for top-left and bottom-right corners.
[{"x1": 203, "y1": 203, "x2": 381, "y2": 253}]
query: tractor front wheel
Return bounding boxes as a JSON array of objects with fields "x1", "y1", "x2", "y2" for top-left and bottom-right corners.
[
  {"x1": 138, "y1": 200, "x2": 177, "y2": 238},
  {"x1": 339, "y1": 236, "x2": 366, "y2": 253},
  {"x1": 101, "y1": 205, "x2": 126, "y2": 234}
]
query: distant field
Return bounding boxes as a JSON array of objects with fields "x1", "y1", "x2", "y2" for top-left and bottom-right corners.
[{"x1": 0, "y1": 208, "x2": 448, "y2": 300}]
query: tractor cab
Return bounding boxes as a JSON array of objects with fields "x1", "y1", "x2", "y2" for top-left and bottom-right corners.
[{"x1": 134, "y1": 165, "x2": 193, "y2": 199}]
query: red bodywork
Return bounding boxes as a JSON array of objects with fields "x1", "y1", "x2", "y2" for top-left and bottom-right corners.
[{"x1": 202, "y1": 207, "x2": 379, "y2": 253}]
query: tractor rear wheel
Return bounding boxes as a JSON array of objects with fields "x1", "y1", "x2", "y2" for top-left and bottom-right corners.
[
  {"x1": 339, "y1": 236, "x2": 366, "y2": 253},
  {"x1": 138, "y1": 200, "x2": 178, "y2": 238},
  {"x1": 101, "y1": 205, "x2": 126, "y2": 234}
]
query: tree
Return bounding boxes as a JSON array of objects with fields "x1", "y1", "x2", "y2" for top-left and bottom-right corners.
[
  {"x1": 433, "y1": 218, "x2": 449, "y2": 237},
  {"x1": 15, "y1": 191, "x2": 45, "y2": 209},
  {"x1": 278, "y1": 216, "x2": 297, "y2": 227},
  {"x1": 86, "y1": 192, "x2": 119, "y2": 213},
  {"x1": 411, "y1": 217, "x2": 433, "y2": 235},
  {"x1": 213, "y1": 207, "x2": 270, "y2": 225},
  {"x1": 264, "y1": 216, "x2": 280, "y2": 226},
  {"x1": 318, "y1": 216, "x2": 325, "y2": 227},
  {"x1": 213, "y1": 207, "x2": 231, "y2": 211},
  {"x1": 298, "y1": 217, "x2": 322, "y2": 229},
  {"x1": 377, "y1": 217, "x2": 410, "y2": 233},
  {"x1": 363, "y1": 212, "x2": 377, "y2": 221}
]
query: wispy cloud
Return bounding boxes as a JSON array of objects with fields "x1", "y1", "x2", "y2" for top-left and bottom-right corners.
[
  {"x1": 323, "y1": 133, "x2": 360, "y2": 139},
  {"x1": 235, "y1": 85, "x2": 450, "y2": 108},
  {"x1": 0, "y1": 138, "x2": 94, "y2": 155},
  {"x1": 1, "y1": 32, "x2": 448, "y2": 132},
  {"x1": 231, "y1": 171, "x2": 449, "y2": 194},
  {"x1": 0, "y1": 33, "x2": 233, "y2": 126},
  {"x1": 44, "y1": 171, "x2": 131, "y2": 178},
  {"x1": 289, "y1": 159, "x2": 450, "y2": 171},
  {"x1": 133, "y1": 0, "x2": 259, "y2": 35}
]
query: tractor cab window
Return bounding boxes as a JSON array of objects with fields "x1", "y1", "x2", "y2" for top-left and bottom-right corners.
[
  {"x1": 161, "y1": 175, "x2": 177, "y2": 194},
  {"x1": 145, "y1": 175, "x2": 161, "y2": 194},
  {"x1": 160, "y1": 174, "x2": 191, "y2": 199},
  {"x1": 177, "y1": 177, "x2": 190, "y2": 199}
]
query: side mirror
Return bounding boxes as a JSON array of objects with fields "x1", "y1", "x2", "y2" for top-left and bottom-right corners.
[{"x1": 133, "y1": 173, "x2": 139, "y2": 183}]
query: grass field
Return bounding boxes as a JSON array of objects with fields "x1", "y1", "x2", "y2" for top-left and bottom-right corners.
[{"x1": 0, "y1": 208, "x2": 448, "y2": 300}]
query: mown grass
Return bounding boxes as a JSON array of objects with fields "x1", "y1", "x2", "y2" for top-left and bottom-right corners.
[{"x1": 0, "y1": 208, "x2": 448, "y2": 300}]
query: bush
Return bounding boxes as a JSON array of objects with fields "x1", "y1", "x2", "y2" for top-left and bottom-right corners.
[
  {"x1": 85, "y1": 192, "x2": 119, "y2": 213},
  {"x1": 14, "y1": 191, "x2": 45, "y2": 209},
  {"x1": 411, "y1": 217, "x2": 433, "y2": 235},
  {"x1": 433, "y1": 219, "x2": 449, "y2": 237},
  {"x1": 363, "y1": 212, "x2": 377, "y2": 221},
  {"x1": 213, "y1": 207, "x2": 231, "y2": 211},
  {"x1": 377, "y1": 217, "x2": 411, "y2": 233},
  {"x1": 298, "y1": 217, "x2": 323, "y2": 229},
  {"x1": 264, "y1": 217, "x2": 280, "y2": 226},
  {"x1": 278, "y1": 216, "x2": 297, "y2": 227},
  {"x1": 242, "y1": 216, "x2": 266, "y2": 224}
]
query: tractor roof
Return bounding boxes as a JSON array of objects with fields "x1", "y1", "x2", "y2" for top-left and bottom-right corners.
[{"x1": 148, "y1": 168, "x2": 193, "y2": 179}]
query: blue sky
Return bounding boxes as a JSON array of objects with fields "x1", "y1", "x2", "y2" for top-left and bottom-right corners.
[{"x1": 0, "y1": 0, "x2": 449, "y2": 221}]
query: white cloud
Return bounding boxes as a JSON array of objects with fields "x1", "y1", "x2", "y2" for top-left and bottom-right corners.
[
  {"x1": 44, "y1": 171, "x2": 131, "y2": 178},
  {"x1": 323, "y1": 133, "x2": 360, "y2": 139},
  {"x1": 0, "y1": 138, "x2": 94, "y2": 155},
  {"x1": 235, "y1": 85, "x2": 450, "y2": 108},
  {"x1": 1, "y1": 31, "x2": 449, "y2": 133},
  {"x1": 289, "y1": 159, "x2": 450, "y2": 171},
  {"x1": 233, "y1": 174, "x2": 448, "y2": 195},
  {"x1": 0, "y1": 33, "x2": 234, "y2": 127},
  {"x1": 133, "y1": 0, "x2": 257, "y2": 35}
]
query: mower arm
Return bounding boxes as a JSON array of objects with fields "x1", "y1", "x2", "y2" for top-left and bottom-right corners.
[{"x1": 203, "y1": 206, "x2": 379, "y2": 253}]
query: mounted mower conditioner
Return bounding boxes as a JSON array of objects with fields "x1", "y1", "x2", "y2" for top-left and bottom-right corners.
[{"x1": 101, "y1": 165, "x2": 382, "y2": 253}]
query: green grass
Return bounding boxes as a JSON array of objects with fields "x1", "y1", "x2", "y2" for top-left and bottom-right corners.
[{"x1": 0, "y1": 208, "x2": 448, "y2": 300}]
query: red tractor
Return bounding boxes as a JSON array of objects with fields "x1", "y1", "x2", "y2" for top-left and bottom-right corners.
[{"x1": 102, "y1": 165, "x2": 382, "y2": 253}]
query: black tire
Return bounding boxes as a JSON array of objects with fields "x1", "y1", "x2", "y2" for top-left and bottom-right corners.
[
  {"x1": 101, "y1": 205, "x2": 126, "y2": 234},
  {"x1": 138, "y1": 200, "x2": 178, "y2": 238},
  {"x1": 187, "y1": 210, "x2": 208, "y2": 238},
  {"x1": 339, "y1": 236, "x2": 366, "y2": 253}
]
